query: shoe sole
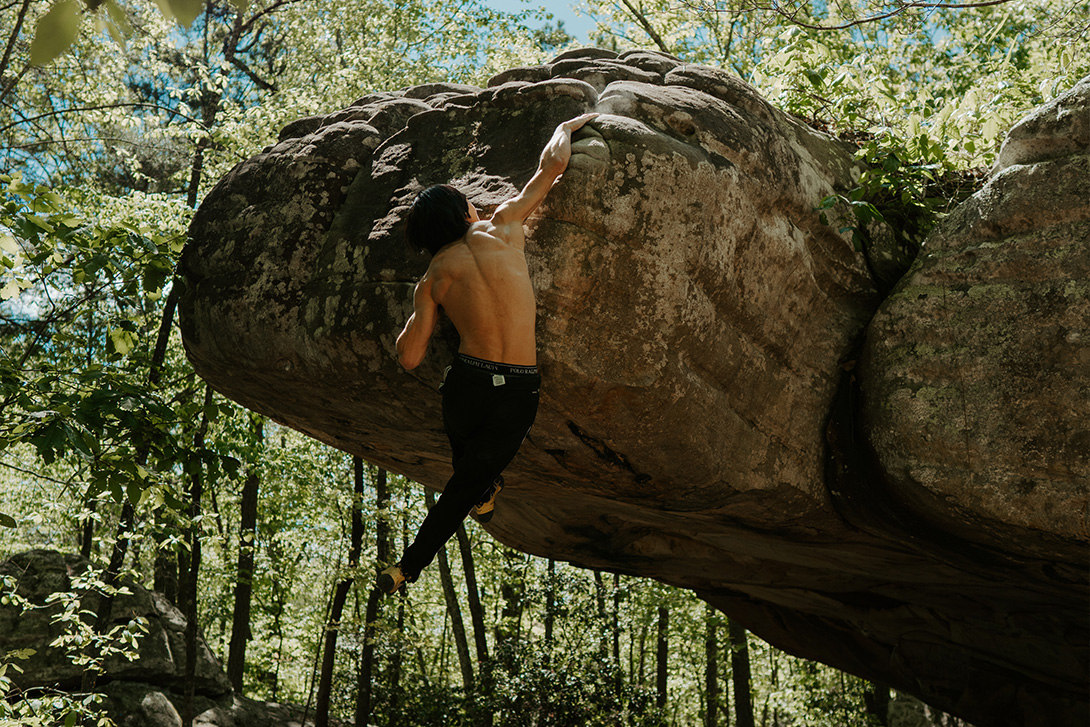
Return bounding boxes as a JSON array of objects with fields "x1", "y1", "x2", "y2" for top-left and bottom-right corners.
[
  {"x1": 377, "y1": 573, "x2": 402, "y2": 594},
  {"x1": 475, "y1": 478, "x2": 503, "y2": 523}
]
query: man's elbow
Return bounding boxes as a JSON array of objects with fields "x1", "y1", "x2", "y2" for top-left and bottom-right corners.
[{"x1": 398, "y1": 348, "x2": 424, "y2": 370}]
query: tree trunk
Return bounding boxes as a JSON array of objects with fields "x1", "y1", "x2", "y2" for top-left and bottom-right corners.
[
  {"x1": 227, "y1": 470, "x2": 260, "y2": 693},
  {"x1": 388, "y1": 507, "x2": 409, "y2": 726},
  {"x1": 637, "y1": 617, "x2": 648, "y2": 686},
  {"x1": 79, "y1": 500, "x2": 95, "y2": 560},
  {"x1": 0, "y1": 0, "x2": 32, "y2": 104},
  {"x1": 83, "y1": 277, "x2": 181, "y2": 695},
  {"x1": 864, "y1": 681, "x2": 891, "y2": 726},
  {"x1": 544, "y1": 558, "x2": 556, "y2": 650},
  {"x1": 355, "y1": 465, "x2": 389, "y2": 726},
  {"x1": 612, "y1": 572, "x2": 622, "y2": 693},
  {"x1": 656, "y1": 605, "x2": 669, "y2": 711},
  {"x1": 497, "y1": 549, "x2": 525, "y2": 674},
  {"x1": 729, "y1": 619, "x2": 755, "y2": 727},
  {"x1": 389, "y1": 585, "x2": 406, "y2": 727},
  {"x1": 313, "y1": 458, "x2": 366, "y2": 727},
  {"x1": 704, "y1": 605, "x2": 719, "y2": 727},
  {"x1": 428, "y1": 490, "x2": 474, "y2": 694},
  {"x1": 456, "y1": 523, "x2": 493, "y2": 727},
  {"x1": 181, "y1": 385, "x2": 214, "y2": 726},
  {"x1": 594, "y1": 570, "x2": 609, "y2": 659},
  {"x1": 455, "y1": 524, "x2": 488, "y2": 665},
  {"x1": 153, "y1": 527, "x2": 178, "y2": 605}
]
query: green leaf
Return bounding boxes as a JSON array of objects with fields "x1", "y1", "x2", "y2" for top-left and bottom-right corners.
[
  {"x1": 29, "y1": 0, "x2": 82, "y2": 67},
  {"x1": 108, "y1": 328, "x2": 137, "y2": 356},
  {"x1": 64, "y1": 710, "x2": 78, "y2": 727},
  {"x1": 1, "y1": 278, "x2": 29, "y2": 300},
  {"x1": 30, "y1": 419, "x2": 67, "y2": 464},
  {"x1": 143, "y1": 264, "x2": 168, "y2": 295},
  {"x1": 166, "y1": 0, "x2": 204, "y2": 27},
  {"x1": 881, "y1": 154, "x2": 901, "y2": 173},
  {"x1": 0, "y1": 513, "x2": 16, "y2": 528},
  {"x1": 24, "y1": 213, "x2": 54, "y2": 233}
]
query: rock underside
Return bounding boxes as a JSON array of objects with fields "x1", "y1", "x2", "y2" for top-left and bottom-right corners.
[{"x1": 178, "y1": 49, "x2": 1089, "y2": 727}]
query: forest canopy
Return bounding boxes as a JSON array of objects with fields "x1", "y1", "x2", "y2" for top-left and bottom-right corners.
[{"x1": 1, "y1": 0, "x2": 1087, "y2": 724}]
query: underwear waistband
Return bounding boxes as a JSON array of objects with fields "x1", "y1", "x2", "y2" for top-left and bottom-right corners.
[{"x1": 457, "y1": 353, "x2": 538, "y2": 376}]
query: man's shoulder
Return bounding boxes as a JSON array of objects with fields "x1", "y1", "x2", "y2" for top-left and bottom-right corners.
[{"x1": 467, "y1": 220, "x2": 524, "y2": 250}]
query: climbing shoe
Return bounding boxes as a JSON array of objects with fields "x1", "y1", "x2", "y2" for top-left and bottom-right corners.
[
  {"x1": 377, "y1": 565, "x2": 408, "y2": 595},
  {"x1": 474, "y1": 476, "x2": 504, "y2": 523}
]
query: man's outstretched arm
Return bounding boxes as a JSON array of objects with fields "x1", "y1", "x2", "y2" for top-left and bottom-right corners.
[
  {"x1": 491, "y1": 113, "x2": 598, "y2": 234},
  {"x1": 396, "y1": 276, "x2": 439, "y2": 370}
]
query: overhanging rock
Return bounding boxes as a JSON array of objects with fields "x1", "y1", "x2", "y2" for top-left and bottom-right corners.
[{"x1": 179, "y1": 51, "x2": 1089, "y2": 727}]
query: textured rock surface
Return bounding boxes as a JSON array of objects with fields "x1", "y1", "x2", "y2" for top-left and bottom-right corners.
[
  {"x1": 0, "y1": 550, "x2": 331, "y2": 727},
  {"x1": 179, "y1": 50, "x2": 1089, "y2": 727},
  {"x1": 0, "y1": 550, "x2": 230, "y2": 695}
]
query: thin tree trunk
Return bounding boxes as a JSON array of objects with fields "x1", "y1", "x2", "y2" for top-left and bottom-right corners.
[
  {"x1": 389, "y1": 585, "x2": 405, "y2": 727},
  {"x1": 456, "y1": 523, "x2": 493, "y2": 727},
  {"x1": 315, "y1": 458, "x2": 366, "y2": 727},
  {"x1": 497, "y1": 549, "x2": 524, "y2": 674},
  {"x1": 355, "y1": 465, "x2": 389, "y2": 726},
  {"x1": 153, "y1": 525, "x2": 178, "y2": 604},
  {"x1": 427, "y1": 490, "x2": 474, "y2": 694},
  {"x1": 637, "y1": 618, "x2": 648, "y2": 686},
  {"x1": 387, "y1": 505, "x2": 409, "y2": 727},
  {"x1": 182, "y1": 386, "x2": 214, "y2": 726},
  {"x1": 656, "y1": 605, "x2": 669, "y2": 711},
  {"x1": 704, "y1": 605, "x2": 719, "y2": 727},
  {"x1": 864, "y1": 681, "x2": 891, "y2": 726},
  {"x1": 594, "y1": 570, "x2": 609, "y2": 659},
  {"x1": 544, "y1": 558, "x2": 555, "y2": 651},
  {"x1": 227, "y1": 470, "x2": 260, "y2": 693},
  {"x1": 729, "y1": 619, "x2": 755, "y2": 727},
  {"x1": 612, "y1": 572, "x2": 622, "y2": 693},
  {"x1": 0, "y1": 0, "x2": 31, "y2": 104},
  {"x1": 79, "y1": 500, "x2": 95, "y2": 559},
  {"x1": 455, "y1": 524, "x2": 488, "y2": 664},
  {"x1": 82, "y1": 277, "x2": 181, "y2": 695}
]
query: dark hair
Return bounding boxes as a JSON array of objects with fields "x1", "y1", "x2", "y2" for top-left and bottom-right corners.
[{"x1": 404, "y1": 184, "x2": 471, "y2": 256}]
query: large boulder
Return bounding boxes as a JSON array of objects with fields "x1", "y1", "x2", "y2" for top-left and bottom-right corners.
[{"x1": 178, "y1": 49, "x2": 1089, "y2": 727}]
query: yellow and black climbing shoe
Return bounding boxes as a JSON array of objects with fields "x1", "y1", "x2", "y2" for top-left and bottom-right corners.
[
  {"x1": 377, "y1": 565, "x2": 407, "y2": 595},
  {"x1": 474, "y1": 476, "x2": 504, "y2": 523}
]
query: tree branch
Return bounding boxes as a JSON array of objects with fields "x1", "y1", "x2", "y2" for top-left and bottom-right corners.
[
  {"x1": 0, "y1": 0, "x2": 31, "y2": 81},
  {"x1": 237, "y1": 0, "x2": 307, "y2": 36},
  {"x1": 228, "y1": 55, "x2": 277, "y2": 92},
  {"x1": 0, "y1": 102, "x2": 206, "y2": 135},
  {"x1": 691, "y1": 0, "x2": 1018, "y2": 31},
  {"x1": 618, "y1": 0, "x2": 673, "y2": 53}
]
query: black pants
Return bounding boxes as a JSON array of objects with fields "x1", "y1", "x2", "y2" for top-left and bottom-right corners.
[{"x1": 399, "y1": 355, "x2": 540, "y2": 579}]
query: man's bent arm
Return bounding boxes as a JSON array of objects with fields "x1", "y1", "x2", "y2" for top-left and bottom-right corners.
[
  {"x1": 492, "y1": 113, "x2": 598, "y2": 232},
  {"x1": 396, "y1": 279, "x2": 438, "y2": 369}
]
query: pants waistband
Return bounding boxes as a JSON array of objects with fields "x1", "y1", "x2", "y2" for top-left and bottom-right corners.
[{"x1": 456, "y1": 354, "x2": 538, "y2": 377}]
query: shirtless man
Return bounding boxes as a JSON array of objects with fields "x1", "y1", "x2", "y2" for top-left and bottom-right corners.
[{"x1": 377, "y1": 113, "x2": 597, "y2": 595}]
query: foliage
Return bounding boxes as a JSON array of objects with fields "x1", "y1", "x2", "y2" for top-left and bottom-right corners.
[{"x1": 0, "y1": 568, "x2": 145, "y2": 727}]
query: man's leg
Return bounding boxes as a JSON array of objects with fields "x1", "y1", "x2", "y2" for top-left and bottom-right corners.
[{"x1": 397, "y1": 382, "x2": 538, "y2": 581}]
